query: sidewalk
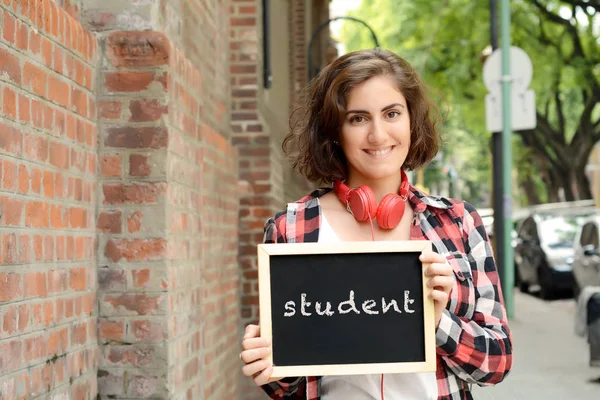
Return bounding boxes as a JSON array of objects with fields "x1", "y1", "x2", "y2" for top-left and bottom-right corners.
[{"x1": 472, "y1": 291, "x2": 600, "y2": 399}]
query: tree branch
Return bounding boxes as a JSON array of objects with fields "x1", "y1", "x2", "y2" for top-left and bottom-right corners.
[
  {"x1": 529, "y1": 0, "x2": 586, "y2": 58},
  {"x1": 554, "y1": 86, "x2": 566, "y2": 138},
  {"x1": 561, "y1": 0, "x2": 600, "y2": 14}
]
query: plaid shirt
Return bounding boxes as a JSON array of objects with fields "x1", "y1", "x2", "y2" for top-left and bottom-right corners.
[{"x1": 260, "y1": 185, "x2": 513, "y2": 400}]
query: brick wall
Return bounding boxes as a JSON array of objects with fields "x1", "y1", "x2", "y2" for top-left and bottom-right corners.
[
  {"x1": 0, "y1": 0, "x2": 99, "y2": 398},
  {"x1": 95, "y1": 30, "x2": 171, "y2": 398},
  {"x1": 1, "y1": 0, "x2": 329, "y2": 398},
  {"x1": 94, "y1": 17, "x2": 239, "y2": 400}
]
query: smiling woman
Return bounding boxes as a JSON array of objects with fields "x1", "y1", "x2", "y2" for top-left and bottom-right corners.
[{"x1": 239, "y1": 49, "x2": 513, "y2": 400}]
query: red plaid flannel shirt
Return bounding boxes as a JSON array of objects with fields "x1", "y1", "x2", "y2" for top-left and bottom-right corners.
[{"x1": 260, "y1": 185, "x2": 513, "y2": 400}]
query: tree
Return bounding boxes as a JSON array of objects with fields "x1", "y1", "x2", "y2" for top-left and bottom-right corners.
[{"x1": 339, "y1": 0, "x2": 600, "y2": 204}]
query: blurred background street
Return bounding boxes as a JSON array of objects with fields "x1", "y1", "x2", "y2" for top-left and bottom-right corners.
[{"x1": 474, "y1": 291, "x2": 600, "y2": 400}]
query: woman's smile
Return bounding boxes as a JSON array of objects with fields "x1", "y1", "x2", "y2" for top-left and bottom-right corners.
[{"x1": 363, "y1": 145, "x2": 396, "y2": 158}]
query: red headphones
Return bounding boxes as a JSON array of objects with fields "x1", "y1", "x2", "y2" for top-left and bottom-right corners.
[{"x1": 333, "y1": 170, "x2": 409, "y2": 230}]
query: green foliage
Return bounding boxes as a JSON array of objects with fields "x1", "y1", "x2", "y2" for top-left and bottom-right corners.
[{"x1": 338, "y1": 0, "x2": 600, "y2": 205}]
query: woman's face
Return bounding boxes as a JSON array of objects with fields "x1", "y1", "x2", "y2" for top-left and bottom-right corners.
[{"x1": 339, "y1": 75, "x2": 411, "y2": 184}]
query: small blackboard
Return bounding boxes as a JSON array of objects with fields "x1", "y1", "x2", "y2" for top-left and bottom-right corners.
[{"x1": 257, "y1": 241, "x2": 436, "y2": 378}]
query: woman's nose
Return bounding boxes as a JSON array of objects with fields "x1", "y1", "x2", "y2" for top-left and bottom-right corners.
[{"x1": 368, "y1": 118, "x2": 386, "y2": 143}]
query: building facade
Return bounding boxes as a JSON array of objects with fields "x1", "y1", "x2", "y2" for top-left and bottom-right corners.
[{"x1": 0, "y1": 0, "x2": 330, "y2": 399}]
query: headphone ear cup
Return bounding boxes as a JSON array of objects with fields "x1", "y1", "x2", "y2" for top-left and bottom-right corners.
[
  {"x1": 347, "y1": 186, "x2": 377, "y2": 222},
  {"x1": 376, "y1": 194, "x2": 406, "y2": 230}
]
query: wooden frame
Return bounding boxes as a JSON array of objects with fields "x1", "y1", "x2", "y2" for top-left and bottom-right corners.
[{"x1": 257, "y1": 240, "x2": 436, "y2": 378}]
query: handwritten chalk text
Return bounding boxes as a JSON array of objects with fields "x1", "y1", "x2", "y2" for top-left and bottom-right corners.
[{"x1": 283, "y1": 290, "x2": 415, "y2": 317}]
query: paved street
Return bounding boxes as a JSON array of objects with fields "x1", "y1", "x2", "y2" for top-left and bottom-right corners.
[{"x1": 472, "y1": 290, "x2": 600, "y2": 399}]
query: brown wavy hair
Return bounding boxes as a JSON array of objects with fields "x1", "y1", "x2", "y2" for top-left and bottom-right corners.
[{"x1": 283, "y1": 48, "x2": 441, "y2": 184}]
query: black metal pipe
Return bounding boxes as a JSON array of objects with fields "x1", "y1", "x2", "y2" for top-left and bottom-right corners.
[
  {"x1": 490, "y1": 0, "x2": 505, "y2": 291},
  {"x1": 308, "y1": 16, "x2": 379, "y2": 81},
  {"x1": 263, "y1": 0, "x2": 272, "y2": 88}
]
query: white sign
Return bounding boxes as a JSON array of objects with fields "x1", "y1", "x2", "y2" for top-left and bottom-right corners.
[{"x1": 483, "y1": 46, "x2": 537, "y2": 132}]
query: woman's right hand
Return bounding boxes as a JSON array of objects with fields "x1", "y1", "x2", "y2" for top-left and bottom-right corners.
[{"x1": 241, "y1": 324, "x2": 276, "y2": 386}]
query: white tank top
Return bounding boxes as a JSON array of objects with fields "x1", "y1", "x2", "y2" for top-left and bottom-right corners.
[{"x1": 318, "y1": 212, "x2": 438, "y2": 400}]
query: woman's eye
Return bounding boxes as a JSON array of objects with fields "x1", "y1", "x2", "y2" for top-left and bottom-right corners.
[
  {"x1": 350, "y1": 116, "x2": 365, "y2": 123},
  {"x1": 387, "y1": 111, "x2": 400, "y2": 119}
]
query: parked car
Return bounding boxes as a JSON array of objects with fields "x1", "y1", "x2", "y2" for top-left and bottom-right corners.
[
  {"x1": 572, "y1": 212, "x2": 600, "y2": 299},
  {"x1": 514, "y1": 208, "x2": 594, "y2": 299}
]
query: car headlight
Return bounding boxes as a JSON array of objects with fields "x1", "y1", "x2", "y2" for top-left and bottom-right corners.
[{"x1": 547, "y1": 256, "x2": 573, "y2": 271}]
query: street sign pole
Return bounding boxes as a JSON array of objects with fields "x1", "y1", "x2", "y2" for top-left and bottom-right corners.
[
  {"x1": 489, "y1": 0, "x2": 506, "y2": 315},
  {"x1": 501, "y1": 0, "x2": 514, "y2": 319}
]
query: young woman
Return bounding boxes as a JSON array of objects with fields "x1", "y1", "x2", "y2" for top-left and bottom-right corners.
[{"x1": 240, "y1": 49, "x2": 513, "y2": 400}]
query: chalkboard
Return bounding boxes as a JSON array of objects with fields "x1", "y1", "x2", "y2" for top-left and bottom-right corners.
[{"x1": 257, "y1": 241, "x2": 436, "y2": 378}]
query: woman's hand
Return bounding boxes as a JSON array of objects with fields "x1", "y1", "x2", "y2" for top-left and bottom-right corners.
[
  {"x1": 241, "y1": 324, "x2": 277, "y2": 386},
  {"x1": 420, "y1": 251, "x2": 455, "y2": 328}
]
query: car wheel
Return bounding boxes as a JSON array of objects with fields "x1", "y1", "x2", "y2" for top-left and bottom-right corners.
[
  {"x1": 519, "y1": 281, "x2": 530, "y2": 293},
  {"x1": 538, "y1": 268, "x2": 554, "y2": 300},
  {"x1": 572, "y1": 280, "x2": 581, "y2": 300}
]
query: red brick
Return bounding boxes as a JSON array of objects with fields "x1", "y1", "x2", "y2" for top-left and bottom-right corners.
[
  {"x1": 3, "y1": 10, "x2": 16, "y2": 43},
  {"x1": 49, "y1": 141, "x2": 70, "y2": 169},
  {"x1": 231, "y1": 17, "x2": 256, "y2": 26},
  {"x1": 43, "y1": 170, "x2": 54, "y2": 198},
  {"x1": 100, "y1": 155, "x2": 121, "y2": 177},
  {"x1": 43, "y1": 104, "x2": 54, "y2": 132},
  {"x1": 98, "y1": 211, "x2": 122, "y2": 233},
  {"x1": 129, "y1": 154, "x2": 151, "y2": 176},
  {"x1": 124, "y1": 182, "x2": 166, "y2": 204},
  {"x1": 105, "y1": 239, "x2": 167, "y2": 262},
  {"x1": 42, "y1": 301, "x2": 54, "y2": 326},
  {"x1": 24, "y1": 133, "x2": 48, "y2": 162},
  {"x1": 0, "y1": 196, "x2": 23, "y2": 225},
  {"x1": 0, "y1": 273, "x2": 21, "y2": 302},
  {"x1": 71, "y1": 87, "x2": 88, "y2": 116},
  {"x1": 131, "y1": 269, "x2": 150, "y2": 287},
  {"x1": 41, "y1": 37, "x2": 52, "y2": 67},
  {"x1": 129, "y1": 99, "x2": 168, "y2": 122},
  {"x1": 98, "y1": 100, "x2": 122, "y2": 119},
  {"x1": 30, "y1": 168, "x2": 42, "y2": 194},
  {"x1": 24, "y1": 272, "x2": 47, "y2": 297},
  {"x1": 69, "y1": 207, "x2": 86, "y2": 229},
  {"x1": 3, "y1": 306, "x2": 16, "y2": 334},
  {"x1": 2, "y1": 159, "x2": 17, "y2": 190},
  {"x1": 105, "y1": 127, "x2": 168, "y2": 149},
  {"x1": 29, "y1": 30, "x2": 41, "y2": 54},
  {"x1": 25, "y1": 201, "x2": 49, "y2": 228},
  {"x1": 32, "y1": 235, "x2": 43, "y2": 261},
  {"x1": 17, "y1": 93, "x2": 31, "y2": 123},
  {"x1": 47, "y1": 75, "x2": 69, "y2": 107},
  {"x1": 132, "y1": 319, "x2": 166, "y2": 341},
  {"x1": 17, "y1": 234, "x2": 30, "y2": 264},
  {"x1": 99, "y1": 320, "x2": 125, "y2": 341},
  {"x1": 48, "y1": 269, "x2": 67, "y2": 293},
  {"x1": 0, "y1": 340, "x2": 21, "y2": 374},
  {"x1": 47, "y1": 328, "x2": 68, "y2": 355},
  {"x1": 127, "y1": 211, "x2": 143, "y2": 233},
  {"x1": 103, "y1": 293, "x2": 163, "y2": 316},
  {"x1": 15, "y1": 20, "x2": 29, "y2": 51},
  {"x1": 0, "y1": 47, "x2": 22, "y2": 84},
  {"x1": 3, "y1": 86, "x2": 17, "y2": 119},
  {"x1": 104, "y1": 71, "x2": 157, "y2": 92},
  {"x1": 18, "y1": 304, "x2": 29, "y2": 332},
  {"x1": 107, "y1": 31, "x2": 170, "y2": 67},
  {"x1": 0, "y1": 122, "x2": 21, "y2": 155},
  {"x1": 70, "y1": 322, "x2": 87, "y2": 345},
  {"x1": 44, "y1": 235, "x2": 54, "y2": 261},
  {"x1": 69, "y1": 268, "x2": 87, "y2": 291}
]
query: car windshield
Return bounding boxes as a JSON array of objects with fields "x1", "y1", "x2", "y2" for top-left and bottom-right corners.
[{"x1": 539, "y1": 215, "x2": 587, "y2": 249}]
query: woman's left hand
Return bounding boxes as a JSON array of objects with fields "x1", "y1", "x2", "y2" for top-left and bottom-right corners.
[{"x1": 420, "y1": 251, "x2": 455, "y2": 328}]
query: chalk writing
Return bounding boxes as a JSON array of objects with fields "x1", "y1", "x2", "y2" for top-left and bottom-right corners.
[{"x1": 283, "y1": 290, "x2": 416, "y2": 317}]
